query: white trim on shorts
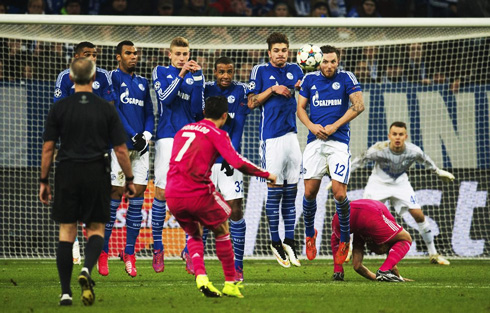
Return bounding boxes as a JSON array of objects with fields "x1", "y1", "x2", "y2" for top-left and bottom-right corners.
[
  {"x1": 303, "y1": 139, "x2": 351, "y2": 184},
  {"x1": 154, "y1": 138, "x2": 174, "y2": 189}
]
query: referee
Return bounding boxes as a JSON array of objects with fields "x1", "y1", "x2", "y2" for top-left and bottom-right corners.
[{"x1": 39, "y1": 57, "x2": 136, "y2": 306}]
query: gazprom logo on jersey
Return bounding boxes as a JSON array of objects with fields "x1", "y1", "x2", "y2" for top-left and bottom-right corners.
[
  {"x1": 312, "y1": 91, "x2": 342, "y2": 107},
  {"x1": 120, "y1": 88, "x2": 144, "y2": 107}
]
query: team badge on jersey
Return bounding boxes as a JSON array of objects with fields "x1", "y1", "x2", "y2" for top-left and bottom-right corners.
[
  {"x1": 154, "y1": 81, "x2": 161, "y2": 90},
  {"x1": 92, "y1": 81, "x2": 100, "y2": 90},
  {"x1": 54, "y1": 88, "x2": 62, "y2": 98},
  {"x1": 287, "y1": 72, "x2": 293, "y2": 80},
  {"x1": 186, "y1": 78, "x2": 194, "y2": 85},
  {"x1": 333, "y1": 82, "x2": 341, "y2": 90},
  {"x1": 227, "y1": 95, "x2": 235, "y2": 103},
  {"x1": 138, "y1": 84, "x2": 145, "y2": 91}
]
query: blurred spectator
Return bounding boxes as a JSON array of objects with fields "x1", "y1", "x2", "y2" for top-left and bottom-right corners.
[
  {"x1": 293, "y1": 0, "x2": 310, "y2": 16},
  {"x1": 347, "y1": 0, "x2": 381, "y2": 17},
  {"x1": 156, "y1": 0, "x2": 174, "y2": 15},
  {"x1": 178, "y1": 0, "x2": 221, "y2": 16},
  {"x1": 100, "y1": 0, "x2": 129, "y2": 15},
  {"x1": 27, "y1": 0, "x2": 44, "y2": 14},
  {"x1": 394, "y1": 0, "x2": 427, "y2": 17},
  {"x1": 457, "y1": 0, "x2": 490, "y2": 17},
  {"x1": 209, "y1": 0, "x2": 232, "y2": 14},
  {"x1": 266, "y1": 0, "x2": 296, "y2": 16},
  {"x1": 382, "y1": 59, "x2": 405, "y2": 83},
  {"x1": 362, "y1": 46, "x2": 380, "y2": 82},
  {"x1": 404, "y1": 42, "x2": 431, "y2": 85},
  {"x1": 310, "y1": 0, "x2": 331, "y2": 17},
  {"x1": 246, "y1": 0, "x2": 274, "y2": 16},
  {"x1": 61, "y1": 0, "x2": 82, "y2": 14},
  {"x1": 326, "y1": 0, "x2": 346, "y2": 16},
  {"x1": 0, "y1": 1, "x2": 7, "y2": 13},
  {"x1": 427, "y1": 0, "x2": 457, "y2": 17},
  {"x1": 224, "y1": 0, "x2": 252, "y2": 16},
  {"x1": 353, "y1": 59, "x2": 370, "y2": 84}
]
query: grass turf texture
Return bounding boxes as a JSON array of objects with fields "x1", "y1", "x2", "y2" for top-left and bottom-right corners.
[{"x1": 1, "y1": 259, "x2": 489, "y2": 313}]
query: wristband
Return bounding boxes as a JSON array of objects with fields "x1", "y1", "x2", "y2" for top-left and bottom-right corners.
[
  {"x1": 39, "y1": 177, "x2": 49, "y2": 184},
  {"x1": 125, "y1": 176, "x2": 134, "y2": 182}
]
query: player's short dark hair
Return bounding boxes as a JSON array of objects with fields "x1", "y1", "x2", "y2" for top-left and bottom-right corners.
[
  {"x1": 320, "y1": 45, "x2": 341, "y2": 60},
  {"x1": 267, "y1": 32, "x2": 289, "y2": 50},
  {"x1": 70, "y1": 57, "x2": 96, "y2": 85},
  {"x1": 170, "y1": 36, "x2": 189, "y2": 50},
  {"x1": 204, "y1": 96, "x2": 228, "y2": 120},
  {"x1": 116, "y1": 40, "x2": 134, "y2": 55},
  {"x1": 389, "y1": 121, "x2": 407, "y2": 130},
  {"x1": 75, "y1": 41, "x2": 96, "y2": 55},
  {"x1": 214, "y1": 56, "x2": 234, "y2": 70}
]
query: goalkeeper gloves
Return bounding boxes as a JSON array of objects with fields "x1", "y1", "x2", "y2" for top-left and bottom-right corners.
[
  {"x1": 220, "y1": 160, "x2": 234, "y2": 177},
  {"x1": 131, "y1": 133, "x2": 148, "y2": 156},
  {"x1": 436, "y1": 169, "x2": 455, "y2": 183}
]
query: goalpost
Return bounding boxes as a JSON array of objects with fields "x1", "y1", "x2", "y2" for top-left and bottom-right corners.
[{"x1": 0, "y1": 15, "x2": 488, "y2": 259}]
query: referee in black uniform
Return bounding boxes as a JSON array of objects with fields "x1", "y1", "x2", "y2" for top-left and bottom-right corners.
[{"x1": 39, "y1": 57, "x2": 136, "y2": 306}]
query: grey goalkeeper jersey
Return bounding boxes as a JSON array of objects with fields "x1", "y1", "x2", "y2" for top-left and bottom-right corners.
[{"x1": 351, "y1": 141, "x2": 440, "y2": 184}]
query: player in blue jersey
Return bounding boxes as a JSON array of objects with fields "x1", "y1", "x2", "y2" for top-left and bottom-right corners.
[
  {"x1": 53, "y1": 41, "x2": 114, "y2": 103},
  {"x1": 247, "y1": 32, "x2": 304, "y2": 268},
  {"x1": 199, "y1": 56, "x2": 250, "y2": 281},
  {"x1": 96, "y1": 41, "x2": 155, "y2": 278},
  {"x1": 151, "y1": 36, "x2": 205, "y2": 274},
  {"x1": 297, "y1": 45, "x2": 365, "y2": 264}
]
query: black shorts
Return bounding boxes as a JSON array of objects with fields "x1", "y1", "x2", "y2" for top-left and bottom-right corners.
[{"x1": 52, "y1": 160, "x2": 111, "y2": 224}]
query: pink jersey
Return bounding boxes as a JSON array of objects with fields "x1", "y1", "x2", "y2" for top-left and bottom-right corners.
[
  {"x1": 165, "y1": 119, "x2": 270, "y2": 197},
  {"x1": 331, "y1": 199, "x2": 402, "y2": 245}
]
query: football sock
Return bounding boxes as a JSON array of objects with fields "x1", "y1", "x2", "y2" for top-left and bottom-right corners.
[
  {"x1": 266, "y1": 187, "x2": 283, "y2": 242},
  {"x1": 125, "y1": 197, "x2": 144, "y2": 255},
  {"x1": 103, "y1": 199, "x2": 120, "y2": 253},
  {"x1": 379, "y1": 240, "x2": 411, "y2": 271},
  {"x1": 335, "y1": 197, "x2": 351, "y2": 243},
  {"x1": 216, "y1": 234, "x2": 236, "y2": 282},
  {"x1": 57, "y1": 241, "x2": 73, "y2": 296},
  {"x1": 230, "y1": 218, "x2": 246, "y2": 269},
  {"x1": 417, "y1": 219, "x2": 437, "y2": 255},
  {"x1": 303, "y1": 196, "x2": 317, "y2": 238},
  {"x1": 282, "y1": 184, "x2": 297, "y2": 240},
  {"x1": 151, "y1": 198, "x2": 166, "y2": 252},
  {"x1": 187, "y1": 236, "x2": 206, "y2": 276},
  {"x1": 202, "y1": 227, "x2": 209, "y2": 251},
  {"x1": 84, "y1": 235, "x2": 104, "y2": 274}
]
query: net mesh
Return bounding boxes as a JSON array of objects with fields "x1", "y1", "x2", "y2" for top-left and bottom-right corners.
[{"x1": 0, "y1": 17, "x2": 489, "y2": 259}]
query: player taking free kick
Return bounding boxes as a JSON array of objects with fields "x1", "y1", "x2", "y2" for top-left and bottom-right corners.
[{"x1": 166, "y1": 96, "x2": 276, "y2": 298}]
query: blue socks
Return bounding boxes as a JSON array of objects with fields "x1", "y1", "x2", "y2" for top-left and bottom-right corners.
[
  {"x1": 266, "y1": 187, "x2": 283, "y2": 242},
  {"x1": 151, "y1": 198, "x2": 166, "y2": 252},
  {"x1": 103, "y1": 199, "x2": 120, "y2": 253},
  {"x1": 303, "y1": 196, "x2": 317, "y2": 238},
  {"x1": 282, "y1": 184, "x2": 297, "y2": 240},
  {"x1": 230, "y1": 218, "x2": 246, "y2": 269},
  {"x1": 335, "y1": 197, "x2": 351, "y2": 243},
  {"x1": 125, "y1": 197, "x2": 144, "y2": 255}
]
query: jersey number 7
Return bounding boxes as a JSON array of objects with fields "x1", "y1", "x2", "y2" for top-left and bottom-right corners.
[{"x1": 175, "y1": 132, "x2": 196, "y2": 162}]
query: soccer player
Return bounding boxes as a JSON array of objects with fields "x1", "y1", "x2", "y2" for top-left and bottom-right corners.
[
  {"x1": 204, "y1": 56, "x2": 250, "y2": 281},
  {"x1": 53, "y1": 41, "x2": 114, "y2": 265},
  {"x1": 166, "y1": 96, "x2": 276, "y2": 298},
  {"x1": 53, "y1": 41, "x2": 114, "y2": 103},
  {"x1": 151, "y1": 36, "x2": 205, "y2": 273},
  {"x1": 247, "y1": 32, "x2": 304, "y2": 268},
  {"x1": 297, "y1": 45, "x2": 364, "y2": 263},
  {"x1": 348, "y1": 121, "x2": 454, "y2": 265},
  {"x1": 97, "y1": 41, "x2": 155, "y2": 278},
  {"x1": 331, "y1": 199, "x2": 412, "y2": 282},
  {"x1": 39, "y1": 57, "x2": 136, "y2": 306}
]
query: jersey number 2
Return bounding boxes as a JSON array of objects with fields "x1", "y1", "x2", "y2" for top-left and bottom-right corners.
[{"x1": 175, "y1": 132, "x2": 196, "y2": 161}]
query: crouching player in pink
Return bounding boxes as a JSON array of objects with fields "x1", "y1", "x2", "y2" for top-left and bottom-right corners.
[
  {"x1": 331, "y1": 199, "x2": 413, "y2": 282},
  {"x1": 166, "y1": 96, "x2": 276, "y2": 298}
]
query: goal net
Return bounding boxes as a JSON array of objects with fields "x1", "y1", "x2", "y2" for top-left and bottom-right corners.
[{"x1": 0, "y1": 15, "x2": 488, "y2": 260}]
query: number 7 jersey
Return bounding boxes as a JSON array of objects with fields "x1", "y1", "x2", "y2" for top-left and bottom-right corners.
[{"x1": 165, "y1": 119, "x2": 270, "y2": 198}]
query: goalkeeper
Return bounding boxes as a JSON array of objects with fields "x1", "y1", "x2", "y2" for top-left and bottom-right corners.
[
  {"x1": 338, "y1": 121, "x2": 454, "y2": 265},
  {"x1": 98, "y1": 41, "x2": 155, "y2": 278}
]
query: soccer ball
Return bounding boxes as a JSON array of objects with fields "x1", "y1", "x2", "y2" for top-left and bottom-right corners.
[{"x1": 297, "y1": 44, "x2": 323, "y2": 72}]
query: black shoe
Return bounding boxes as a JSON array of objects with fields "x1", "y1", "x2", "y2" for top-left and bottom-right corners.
[
  {"x1": 376, "y1": 270, "x2": 404, "y2": 282},
  {"x1": 271, "y1": 241, "x2": 290, "y2": 268},
  {"x1": 78, "y1": 270, "x2": 96, "y2": 305},
  {"x1": 332, "y1": 272, "x2": 344, "y2": 281},
  {"x1": 283, "y1": 238, "x2": 301, "y2": 267},
  {"x1": 59, "y1": 294, "x2": 72, "y2": 306}
]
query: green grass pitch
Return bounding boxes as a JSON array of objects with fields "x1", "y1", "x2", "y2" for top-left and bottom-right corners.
[{"x1": 1, "y1": 259, "x2": 489, "y2": 313}]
